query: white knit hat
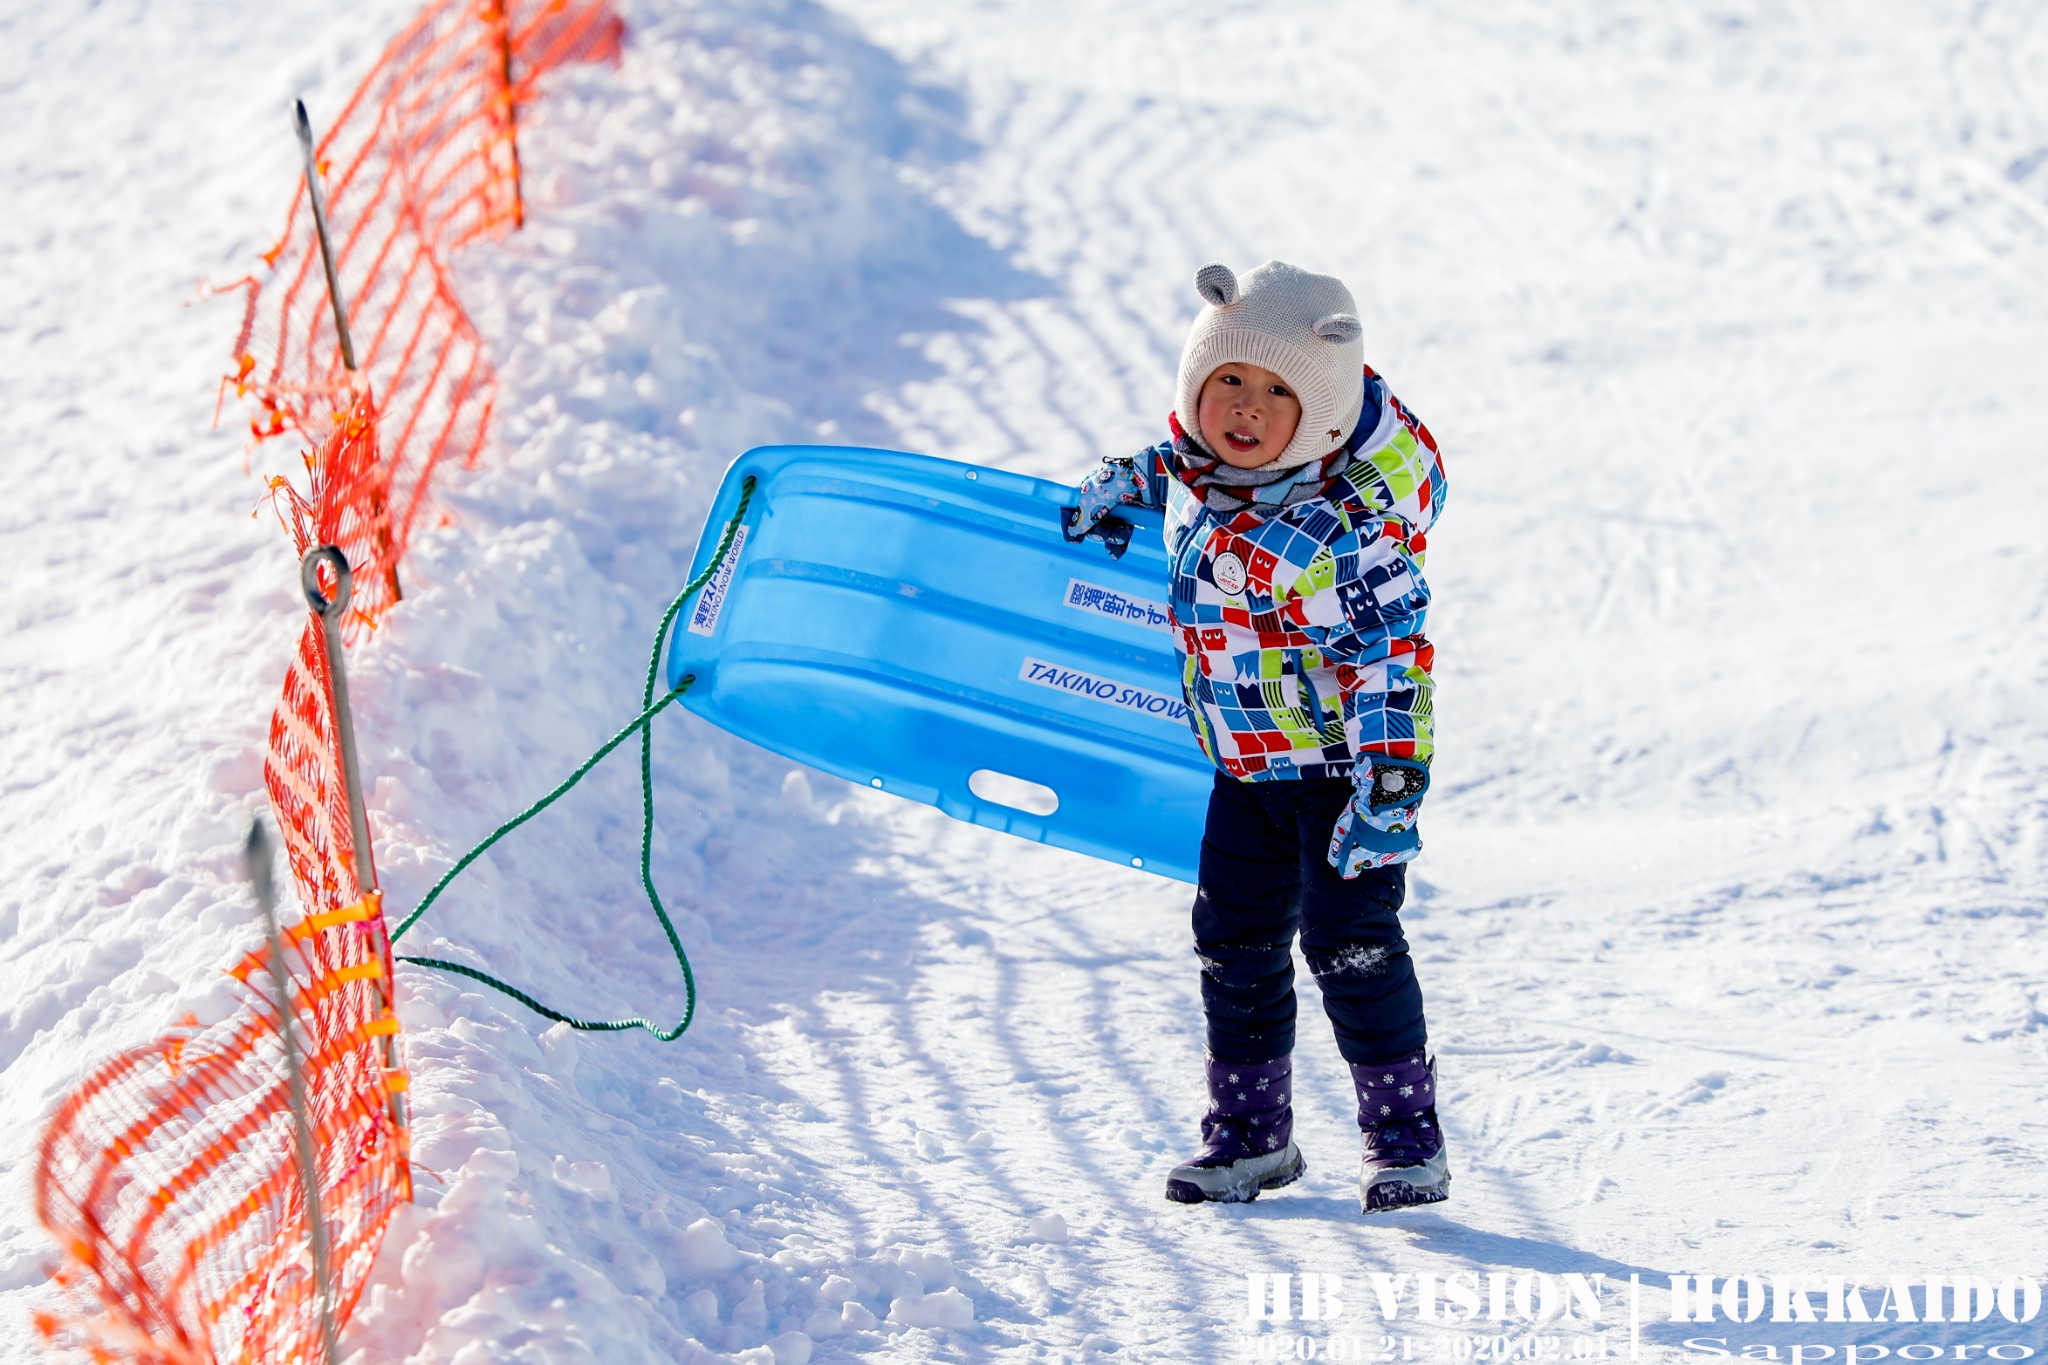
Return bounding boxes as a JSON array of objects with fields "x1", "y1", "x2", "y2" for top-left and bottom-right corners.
[{"x1": 1174, "y1": 260, "x2": 1365, "y2": 470}]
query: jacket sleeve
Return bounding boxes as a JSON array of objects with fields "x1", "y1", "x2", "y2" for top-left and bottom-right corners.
[
  {"x1": 1139, "y1": 441, "x2": 1173, "y2": 506},
  {"x1": 1280, "y1": 514, "x2": 1435, "y2": 767},
  {"x1": 1077, "y1": 441, "x2": 1174, "y2": 512}
]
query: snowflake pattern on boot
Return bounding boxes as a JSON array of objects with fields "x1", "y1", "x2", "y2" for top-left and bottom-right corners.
[
  {"x1": 1165, "y1": 1056, "x2": 1304, "y2": 1203},
  {"x1": 1350, "y1": 1051, "x2": 1449, "y2": 1212}
]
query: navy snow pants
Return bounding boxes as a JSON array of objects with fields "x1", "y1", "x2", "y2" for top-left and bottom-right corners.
[{"x1": 1193, "y1": 772, "x2": 1428, "y2": 1066}]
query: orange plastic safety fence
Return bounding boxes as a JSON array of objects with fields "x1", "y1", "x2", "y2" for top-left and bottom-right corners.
[
  {"x1": 33, "y1": 898, "x2": 408, "y2": 1365},
  {"x1": 35, "y1": 1, "x2": 623, "y2": 1360},
  {"x1": 224, "y1": 0, "x2": 625, "y2": 634},
  {"x1": 263, "y1": 391, "x2": 385, "y2": 914}
]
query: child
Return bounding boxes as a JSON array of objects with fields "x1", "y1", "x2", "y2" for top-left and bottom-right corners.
[{"x1": 1066, "y1": 260, "x2": 1449, "y2": 1213}]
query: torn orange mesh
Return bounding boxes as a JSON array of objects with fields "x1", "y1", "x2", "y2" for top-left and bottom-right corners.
[
  {"x1": 223, "y1": 0, "x2": 626, "y2": 632},
  {"x1": 36, "y1": 2, "x2": 623, "y2": 1360}
]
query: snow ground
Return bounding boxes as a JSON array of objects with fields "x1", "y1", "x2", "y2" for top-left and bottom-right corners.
[{"x1": 4, "y1": 0, "x2": 2048, "y2": 1361}]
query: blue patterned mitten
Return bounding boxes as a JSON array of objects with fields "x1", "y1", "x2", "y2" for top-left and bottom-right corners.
[
  {"x1": 1328, "y1": 756, "x2": 1430, "y2": 878},
  {"x1": 1065, "y1": 455, "x2": 1147, "y2": 541}
]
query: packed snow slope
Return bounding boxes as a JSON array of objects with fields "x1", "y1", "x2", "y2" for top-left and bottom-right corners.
[{"x1": 5, "y1": 0, "x2": 2047, "y2": 1360}]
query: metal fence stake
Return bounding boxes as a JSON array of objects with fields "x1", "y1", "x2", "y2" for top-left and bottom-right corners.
[
  {"x1": 295, "y1": 100, "x2": 402, "y2": 602},
  {"x1": 245, "y1": 819, "x2": 343, "y2": 1365},
  {"x1": 485, "y1": 0, "x2": 526, "y2": 228},
  {"x1": 294, "y1": 100, "x2": 357, "y2": 373},
  {"x1": 301, "y1": 545, "x2": 411, "y2": 1145}
]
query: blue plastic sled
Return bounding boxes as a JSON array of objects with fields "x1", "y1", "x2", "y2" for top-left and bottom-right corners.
[{"x1": 665, "y1": 445, "x2": 1213, "y2": 882}]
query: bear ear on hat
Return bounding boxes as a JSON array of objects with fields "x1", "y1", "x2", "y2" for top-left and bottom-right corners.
[
  {"x1": 1313, "y1": 312, "x2": 1362, "y2": 344},
  {"x1": 1194, "y1": 263, "x2": 1239, "y2": 307}
]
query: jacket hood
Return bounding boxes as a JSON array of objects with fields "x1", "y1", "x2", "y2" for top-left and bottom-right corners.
[{"x1": 1329, "y1": 370, "x2": 1447, "y2": 537}]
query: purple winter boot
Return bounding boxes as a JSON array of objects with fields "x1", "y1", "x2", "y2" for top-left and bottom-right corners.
[
  {"x1": 1165, "y1": 1057, "x2": 1306, "y2": 1204},
  {"x1": 1351, "y1": 1051, "x2": 1450, "y2": 1212}
]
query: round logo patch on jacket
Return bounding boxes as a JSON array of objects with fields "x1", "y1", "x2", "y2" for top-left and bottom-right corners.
[{"x1": 1212, "y1": 551, "x2": 1247, "y2": 596}]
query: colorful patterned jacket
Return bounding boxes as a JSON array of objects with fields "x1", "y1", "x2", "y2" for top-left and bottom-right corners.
[{"x1": 1080, "y1": 369, "x2": 1447, "y2": 784}]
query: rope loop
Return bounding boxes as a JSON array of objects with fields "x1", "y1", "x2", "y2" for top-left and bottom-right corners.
[{"x1": 391, "y1": 476, "x2": 756, "y2": 1039}]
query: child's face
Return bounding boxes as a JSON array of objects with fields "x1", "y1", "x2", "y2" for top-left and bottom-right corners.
[{"x1": 1195, "y1": 363, "x2": 1302, "y2": 469}]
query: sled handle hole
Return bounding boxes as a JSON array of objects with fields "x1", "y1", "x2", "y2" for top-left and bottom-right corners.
[{"x1": 968, "y1": 769, "x2": 1059, "y2": 817}]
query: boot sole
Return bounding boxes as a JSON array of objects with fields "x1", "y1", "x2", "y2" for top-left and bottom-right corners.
[
  {"x1": 1361, "y1": 1150, "x2": 1450, "y2": 1213},
  {"x1": 1362, "y1": 1176, "x2": 1450, "y2": 1212},
  {"x1": 1166, "y1": 1145, "x2": 1307, "y2": 1204}
]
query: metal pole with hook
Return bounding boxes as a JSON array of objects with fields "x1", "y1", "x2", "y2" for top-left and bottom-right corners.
[
  {"x1": 301, "y1": 545, "x2": 410, "y2": 1144},
  {"x1": 302, "y1": 547, "x2": 375, "y2": 895},
  {"x1": 244, "y1": 818, "x2": 344, "y2": 1365}
]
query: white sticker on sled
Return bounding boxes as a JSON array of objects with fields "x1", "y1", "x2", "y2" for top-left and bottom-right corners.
[
  {"x1": 687, "y1": 524, "x2": 749, "y2": 637},
  {"x1": 1019, "y1": 657, "x2": 1190, "y2": 725},
  {"x1": 1062, "y1": 578, "x2": 1172, "y2": 633}
]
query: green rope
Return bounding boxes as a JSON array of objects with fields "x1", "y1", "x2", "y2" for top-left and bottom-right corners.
[{"x1": 390, "y1": 476, "x2": 756, "y2": 1041}]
